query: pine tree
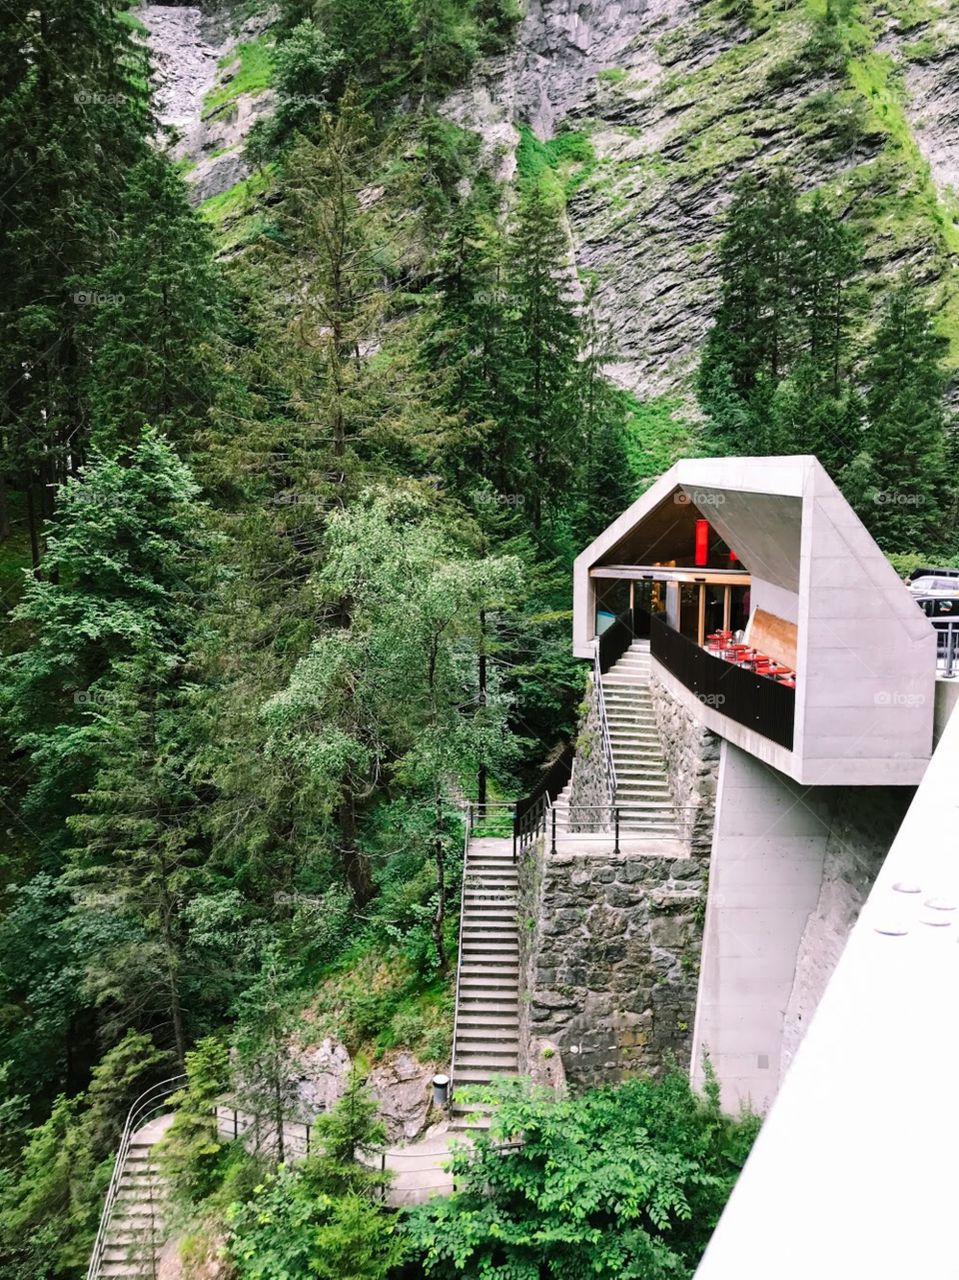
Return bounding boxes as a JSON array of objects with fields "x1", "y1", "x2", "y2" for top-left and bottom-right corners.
[
  {"x1": 847, "y1": 281, "x2": 951, "y2": 552},
  {"x1": 699, "y1": 171, "x2": 863, "y2": 470},
  {"x1": 0, "y1": 430, "x2": 207, "y2": 850},
  {"x1": 503, "y1": 176, "x2": 583, "y2": 531},
  {"x1": 66, "y1": 652, "x2": 207, "y2": 1065},
  {"x1": 0, "y1": 0, "x2": 152, "y2": 564},
  {"x1": 86, "y1": 149, "x2": 225, "y2": 454}
]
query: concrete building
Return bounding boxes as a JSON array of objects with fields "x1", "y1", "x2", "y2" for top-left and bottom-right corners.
[{"x1": 570, "y1": 455, "x2": 956, "y2": 1112}]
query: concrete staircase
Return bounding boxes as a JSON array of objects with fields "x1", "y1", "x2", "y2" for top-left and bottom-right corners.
[
  {"x1": 94, "y1": 1116, "x2": 172, "y2": 1279},
  {"x1": 450, "y1": 836, "x2": 520, "y2": 1131},
  {"x1": 601, "y1": 640, "x2": 679, "y2": 839}
]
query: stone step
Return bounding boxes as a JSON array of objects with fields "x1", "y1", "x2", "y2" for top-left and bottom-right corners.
[
  {"x1": 451, "y1": 1067, "x2": 518, "y2": 1084},
  {"x1": 462, "y1": 932, "x2": 519, "y2": 945},
  {"x1": 453, "y1": 1050, "x2": 519, "y2": 1069},
  {"x1": 457, "y1": 996, "x2": 521, "y2": 1012},
  {"x1": 456, "y1": 1027, "x2": 520, "y2": 1044},
  {"x1": 457, "y1": 1011, "x2": 519, "y2": 1027},
  {"x1": 459, "y1": 967, "x2": 519, "y2": 981}
]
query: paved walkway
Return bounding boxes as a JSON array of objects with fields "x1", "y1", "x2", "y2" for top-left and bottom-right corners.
[{"x1": 382, "y1": 1127, "x2": 464, "y2": 1206}]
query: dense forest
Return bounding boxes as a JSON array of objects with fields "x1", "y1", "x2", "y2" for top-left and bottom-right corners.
[{"x1": 0, "y1": 0, "x2": 955, "y2": 1276}]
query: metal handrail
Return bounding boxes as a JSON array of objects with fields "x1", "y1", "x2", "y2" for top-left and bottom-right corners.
[
  {"x1": 448, "y1": 803, "x2": 473, "y2": 1104},
  {"x1": 936, "y1": 621, "x2": 959, "y2": 677},
  {"x1": 86, "y1": 1073, "x2": 187, "y2": 1280},
  {"x1": 593, "y1": 641, "x2": 618, "y2": 805}
]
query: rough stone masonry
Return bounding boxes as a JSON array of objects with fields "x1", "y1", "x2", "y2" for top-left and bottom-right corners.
[{"x1": 518, "y1": 842, "x2": 707, "y2": 1090}]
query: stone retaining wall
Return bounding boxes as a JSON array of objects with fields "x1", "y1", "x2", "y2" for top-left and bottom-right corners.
[
  {"x1": 649, "y1": 671, "x2": 720, "y2": 854},
  {"x1": 568, "y1": 674, "x2": 613, "y2": 830},
  {"x1": 518, "y1": 841, "x2": 706, "y2": 1090}
]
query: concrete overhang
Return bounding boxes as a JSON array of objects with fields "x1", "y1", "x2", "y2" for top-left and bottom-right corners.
[{"x1": 574, "y1": 456, "x2": 937, "y2": 786}]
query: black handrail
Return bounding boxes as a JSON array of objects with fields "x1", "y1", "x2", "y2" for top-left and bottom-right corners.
[
  {"x1": 650, "y1": 614, "x2": 795, "y2": 750},
  {"x1": 514, "y1": 743, "x2": 574, "y2": 826},
  {"x1": 597, "y1": 605, "x2": 652, "y2": 674}
]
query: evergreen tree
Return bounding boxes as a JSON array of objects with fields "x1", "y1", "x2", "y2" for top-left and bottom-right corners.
[
  {"x1": 66, "y1": 652, "x2": 208, "y2": 1065},
  {"x1": 86, "y1": 149, "x2": 225, "y2": 454},
  {"x1": 0, "y1": 0, "x2": 152, "y2": 563},
  {"x1": 231, "y1": 950, "x2": 304, "y2": 1164},
  {"x1": 699, "y1": 171, "x2": 863, "y2": 470},
  {"x1": 503, "y1": 176, "x2": 583, "y2": 531},
  {"x1": 0, "y1": 430, "x2": 207, "y2": 848},
  {"x1": 845, "y1": 281, "x2": 951, "y2": 552}
]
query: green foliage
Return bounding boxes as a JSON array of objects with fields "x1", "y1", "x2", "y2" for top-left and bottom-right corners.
[
  {"x1": 1, "y1": 429, "x2": 207, "y2": 847},
  {"x1": 246, "y1": 22, "x2": 346, "y2": 160},
  {"x1": 86, "y1": 149, "x2": 225, "y2": 453},
  {"x1": 205, "y1": 37, "x2": 275, "y2": 116},
  {"x1": 842, "y1": 280, "x2": 954, "y2": 553},
  {"x1": 225, "y1": 1073, "x2": 402, "y2": 1278},
  {"x1": 0, "y1": 1031, "x2": 166, "y2": 1275},
  {"x1": 404, "y1": 1073, "x2": 759, "y2": 1278},
  {"x1": 159, "y1": 1037, "x2": 232, "y2": 1203},
  {"x1": 515, "y1": 125, "x2": 597, "y2": 196}
]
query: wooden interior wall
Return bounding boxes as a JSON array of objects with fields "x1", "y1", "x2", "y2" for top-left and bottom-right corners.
[{"x1": 744, "y1": 608, "x2": 798, "y2": 669}]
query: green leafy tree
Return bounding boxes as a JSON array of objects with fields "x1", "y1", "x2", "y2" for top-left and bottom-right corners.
[
  {"x1": 262, "y1": 490, "x2": 522, "y2": 939},
  {"x1": 0, "y1": 1031, "x2": 166, "y2": 1276},
  {"x1": 405, "y1": 1073, "x2": 759, "y2": 1279},
  {"x1": 159, "y1": 1036, "x2": 231, "y2": 1203},
  {"x1": 247, "y1": 21, "x2": 346, "y2": 160},
  {"x1": 225, "y1": 1072, "x2": 401, "y2": 1279}
]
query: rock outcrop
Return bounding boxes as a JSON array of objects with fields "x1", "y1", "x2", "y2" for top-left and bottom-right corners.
[{"x1": 140, "y1": 2, "x2": 273, "y2": 202}]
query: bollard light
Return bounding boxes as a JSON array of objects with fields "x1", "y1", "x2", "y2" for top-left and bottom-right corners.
[{"x1": 432, "y1": 1073, "x2": 450, "y2": 1108}]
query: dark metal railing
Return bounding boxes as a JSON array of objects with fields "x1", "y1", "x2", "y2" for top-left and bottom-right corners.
[
  {"x1": 597, "y1": 605, "x2": 651, "y2": 675},
  {"x1": 650, "y1": 613, "x2": 795, "y2": 750},
  {"x1": 593, "y1": 643, "x2": 617, "y2": 805},
  {"x1": 513, "y1": 743, "x2": 574, "y2": 860}
]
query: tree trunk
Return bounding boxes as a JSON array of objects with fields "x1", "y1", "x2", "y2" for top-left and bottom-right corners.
[
  {"x1": 433, "y1": 793, "x2": 447, "y2": 975},
  {"x1": 338, "y1": 796, "x2": 373, "y2": 907}
]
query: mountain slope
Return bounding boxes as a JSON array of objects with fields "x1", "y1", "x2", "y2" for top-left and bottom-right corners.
[{"x1": 444, "y1": 0, "x2": 959, "y2": 399}]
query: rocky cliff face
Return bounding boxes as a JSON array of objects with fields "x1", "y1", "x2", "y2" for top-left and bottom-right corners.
[
  {"x1": 446, "y1": 0, "x2": 959, "y2": 400},
  {"x1": 140, "y1": 1, "x2": 273, "y2": 201},
  {"x1": 140, "y1": 0, "x2": 959, "y2": 394}
]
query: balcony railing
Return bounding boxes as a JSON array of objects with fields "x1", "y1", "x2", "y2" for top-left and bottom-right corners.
[{"x1": 650, "y1": 613, "x2": 795, "y2": 750}]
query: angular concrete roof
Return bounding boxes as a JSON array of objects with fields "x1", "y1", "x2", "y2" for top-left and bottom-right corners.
[{"x1": 574, "y1": 456, "x2": 936, "y2": 784}]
